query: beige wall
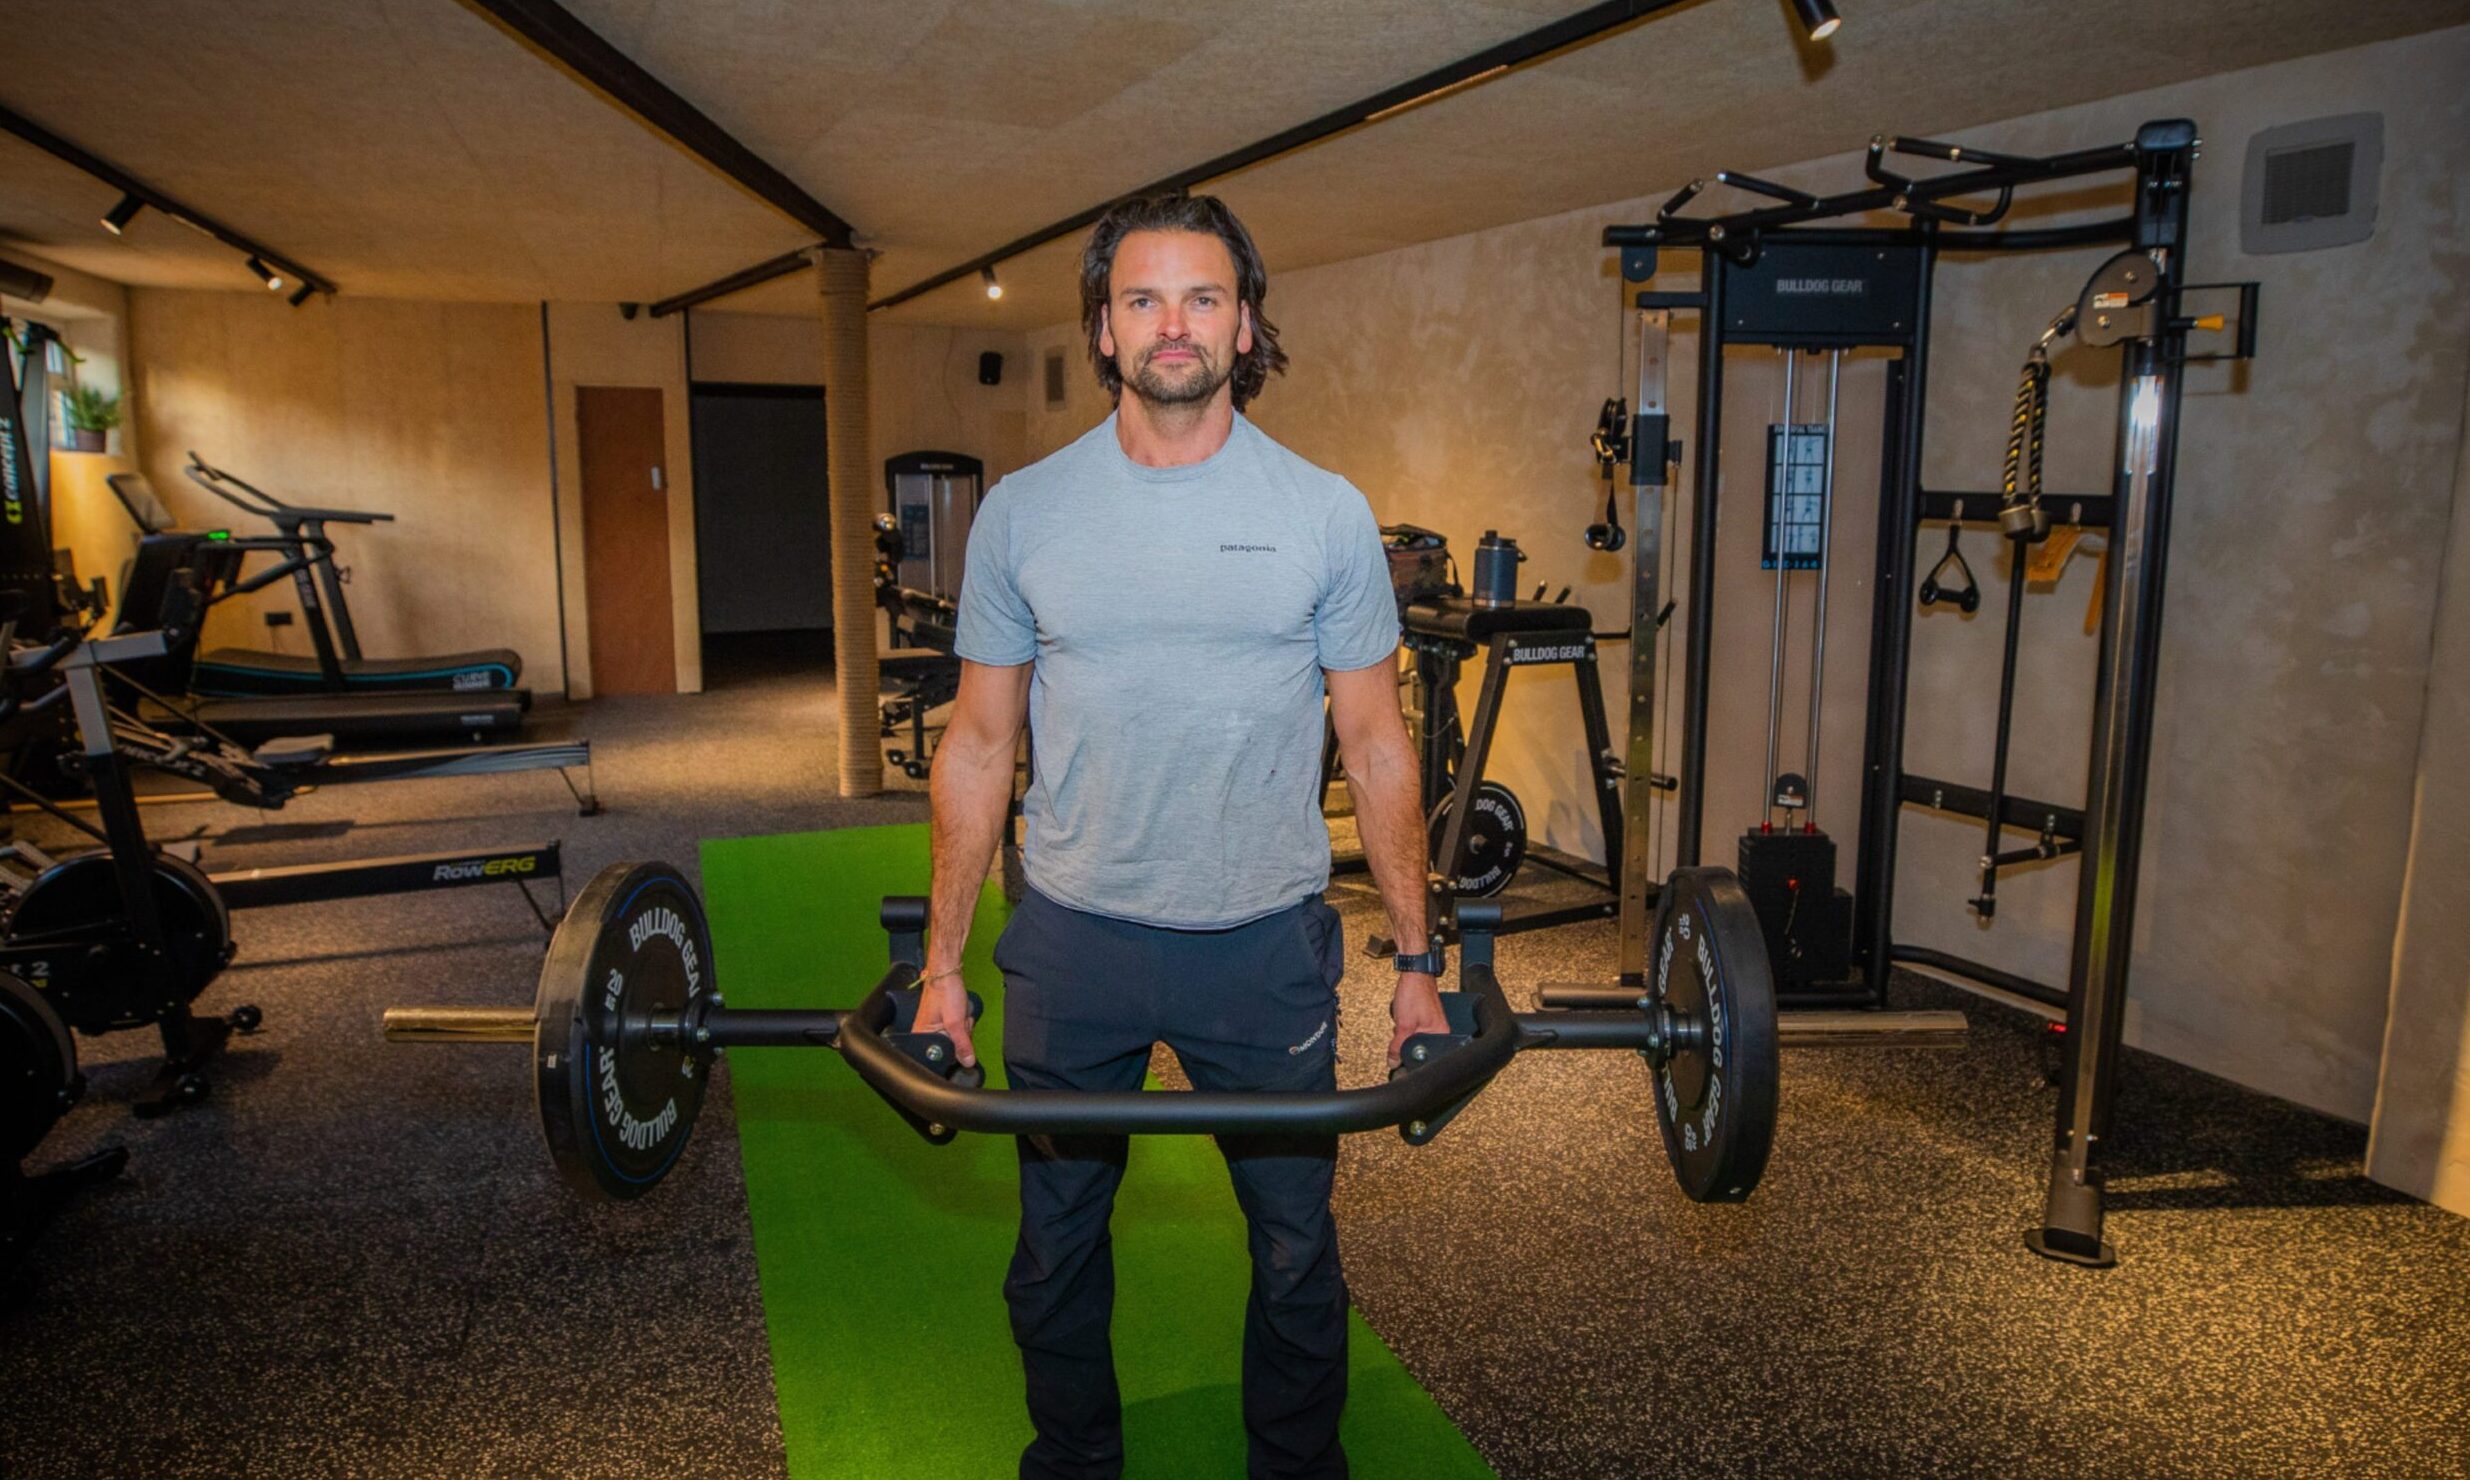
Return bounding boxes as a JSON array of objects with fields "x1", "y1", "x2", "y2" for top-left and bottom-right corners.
[
  {"x1": 2368, "y1": 362, "x2": 2470, "y2": 1214},
  {"x1": 125, "y1": 291, "x2": 564, "y2": 690},
  {"x1": 545, "y1": 302, "x2": 699, "y2": 695},
  {"x1": 1023, "y1": 30, "x2": 2470, "y2": 1136},
  {"x1": 687, "y1": 310, "x2": 816, "y2": 386},
  {"x1": 868, "y1": 323, "x2": 1030, "y2": 486}
]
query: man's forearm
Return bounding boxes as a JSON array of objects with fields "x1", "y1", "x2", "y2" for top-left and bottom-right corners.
[
  {"x1": 1342, "y1": 726, "x2": 1430, "y2": 954},
  {"x1": 927, "y1": 728, "x2": 1019, "y2": 975}
]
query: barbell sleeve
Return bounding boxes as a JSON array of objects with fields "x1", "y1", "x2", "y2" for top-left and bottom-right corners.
[
  {"x1": 1537, "y1": 985, "x2": 1647, "y2": 1011},
  {"x1": 700, "y1": 1009, "x2": 844, "y2": 1048},
  {"x1": 1530, "y1": 990, "x2": 1969, "y2": 1049},
  {"x1": 383, "y1": 1006, "x2": 533, "y2": 1044},
  {"x1": 1778, "y1": 1011, "x2": 1969, "y2": 1048}
]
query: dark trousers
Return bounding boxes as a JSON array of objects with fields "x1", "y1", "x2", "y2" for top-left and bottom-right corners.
[{"x1": 996, "y1": 887, "x2": 1350, "y2": 1480}]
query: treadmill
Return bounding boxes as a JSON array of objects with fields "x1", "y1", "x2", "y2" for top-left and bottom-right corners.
[
  {"x1": 109, "y1": 533, "x2": 531, "y2": 746},
  {"x1": 98, "y1": 455, "x2": 522, "y2": 697}
]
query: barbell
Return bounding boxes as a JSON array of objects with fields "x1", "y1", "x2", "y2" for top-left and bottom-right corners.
[{"x1": 383, "y1": 861, "x2": 1965, "y2": 1204}]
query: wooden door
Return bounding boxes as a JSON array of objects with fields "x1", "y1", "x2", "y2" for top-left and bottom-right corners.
[{"x1": 578, "y1": 385, "x2": 676, "y2": 695}]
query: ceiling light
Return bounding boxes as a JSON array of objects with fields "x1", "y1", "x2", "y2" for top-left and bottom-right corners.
[
  {"x1": 287, "y1": 283, "x2": 315, "y2": 308},
  {"x1": 1789, "y1": 0, "x2": 1842, "y2": 41},
  {"x1": 247, "y1": 256, "x2": 284, "y2": 292},
  {"x1": 101, "y1": 194, "x2": 145, "y2": 236},
  {"x1": 981, "y1": 266, "x2": 1003, "y2": 301}
]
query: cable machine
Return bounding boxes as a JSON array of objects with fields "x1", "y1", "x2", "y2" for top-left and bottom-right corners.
[{"x1": 1586, "y1": 120, "x2": 2257, "y2": 1265}]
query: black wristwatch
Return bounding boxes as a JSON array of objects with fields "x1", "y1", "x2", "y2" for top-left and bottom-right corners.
[{"x1": 1393, "y1": 938, "x2": 1446, "y2": 977}]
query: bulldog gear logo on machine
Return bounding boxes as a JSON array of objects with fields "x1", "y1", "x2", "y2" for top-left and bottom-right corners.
[{"x1": 1774, "y1": 277, "x2": 1870, "y2": 298}]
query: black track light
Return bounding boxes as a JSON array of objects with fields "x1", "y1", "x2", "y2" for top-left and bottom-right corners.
[
  {"x1": 246, "y1": 255, "x2": 284, "y2": 292},
  {"x1": 981, "y1": 265, "x2": 1003, "y2": 301},
  {"x1": 101, "y1": 193, "x2": 145, "y2": 236},
  {"x1": 1789, "y1": 0, "x2": 1841, "y2": 41},
  {"x1": 287, "y1": 283, "x2": 315, "y2": 308}
]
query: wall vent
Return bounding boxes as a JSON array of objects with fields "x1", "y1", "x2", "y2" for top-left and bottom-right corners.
[
  {"x1": 2262, "y1": 142, "x2": 2353, "y2": 226},
  {"x1": 1043, "y1": 348, "x2": 1067, "y2": 409},
  {"x1": 2242, "y1": 114, "x2": 2380, "y2": 255}
]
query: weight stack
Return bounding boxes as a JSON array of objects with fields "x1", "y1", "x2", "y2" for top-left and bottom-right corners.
[{"x1": 1737, "y1": 828, "x2": 1853, "y2": 991}]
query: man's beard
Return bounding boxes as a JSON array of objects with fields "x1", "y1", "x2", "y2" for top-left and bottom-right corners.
[{"x1": 1125, "y1": 341, "x2": 1232, "y2": 407}]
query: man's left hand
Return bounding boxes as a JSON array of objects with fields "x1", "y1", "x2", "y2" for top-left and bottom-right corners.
[{"x1": 1388, "y1": 972, "x2": 1449, "y2": 1068}]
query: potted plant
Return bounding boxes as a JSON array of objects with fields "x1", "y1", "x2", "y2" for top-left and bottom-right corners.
[{"x1": 63, "y1": 382, "x2": 121, "y2": 453}]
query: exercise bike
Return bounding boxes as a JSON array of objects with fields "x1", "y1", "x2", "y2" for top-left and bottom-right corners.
[
  {"x1": 2, "y1": 964, "x2": 125, "y2": 1300},
  {"x1": 0, "y1": 606, "x2": 256, "y2": 1116}
]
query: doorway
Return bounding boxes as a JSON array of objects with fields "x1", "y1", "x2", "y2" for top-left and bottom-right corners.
[{"x1": 688, "y1": 381, "x2": 831, "y2": 687}]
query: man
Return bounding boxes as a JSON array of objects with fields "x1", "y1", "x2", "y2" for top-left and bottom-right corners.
[{"x1": 917, "y1": 193, "x2": 1446, "y2": 1480}]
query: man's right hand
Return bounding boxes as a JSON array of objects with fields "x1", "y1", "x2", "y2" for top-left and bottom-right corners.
[{"x1": 911, "y1": 967, "x2": 978, "y2": 1069}]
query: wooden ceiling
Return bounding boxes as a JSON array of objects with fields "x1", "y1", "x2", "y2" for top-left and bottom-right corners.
[{"x1": 2, "y1": 0, "x2": 2462, "y2": 326}]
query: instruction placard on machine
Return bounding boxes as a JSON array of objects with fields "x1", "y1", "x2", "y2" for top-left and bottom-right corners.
[{"x1": 1763, "y1": 421, "x2": 1830, "y2": 571}]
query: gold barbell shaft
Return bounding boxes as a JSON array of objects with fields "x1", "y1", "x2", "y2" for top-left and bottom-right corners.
[
  {"x1": 1779, "y1": 1010, "x2": 1969, "y2": 1048},
  {"x1": 381, "y1": 1004, "x2": 1970, "y2": 1050},
  {"x1": 383, "y1": 1006, "x2": 533, "y2": 1044}
]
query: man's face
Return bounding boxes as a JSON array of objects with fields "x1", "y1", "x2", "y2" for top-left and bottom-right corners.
[{"x1": 1098, "y1": 229, "x2": 1254, "y2": 409}]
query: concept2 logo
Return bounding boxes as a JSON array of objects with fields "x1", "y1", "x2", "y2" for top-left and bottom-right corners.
[{"x1": 1, "y1": 417, "x2": 22, "y2": 525}]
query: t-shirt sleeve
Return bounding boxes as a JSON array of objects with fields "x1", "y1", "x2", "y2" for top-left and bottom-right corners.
[
  {"x1": 1315, "y1": 481, "x2": 1401, "y2": 672},
  {"x1": 953, "y1": 483, "x2": 1037, "y2": 666}
]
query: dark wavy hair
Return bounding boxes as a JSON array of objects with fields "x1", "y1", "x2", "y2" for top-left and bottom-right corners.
[{"x1": 1078, "y1": 193, "x2": 1288, "y2": 411}]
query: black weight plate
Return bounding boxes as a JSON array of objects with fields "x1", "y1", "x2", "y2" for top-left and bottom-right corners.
[
  {"x1": 1, "y1": 971, "x2": 76, "y2": 1163},
  {"x1": 535, "y1": 861, "x2": 714, "y2": 1201},
  {"x1": 6, "y1": 852, "x2": 232, "y2": 1035},
  {"x1": 1648, "y1": 866, "x2": 1779, "y2": 1203},
  {"x1": 1428, "y1": 781, "x2": 1529, "y2": 897}
]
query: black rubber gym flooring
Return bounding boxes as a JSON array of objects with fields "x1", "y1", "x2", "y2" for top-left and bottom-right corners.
[{"x1": 5, "y1": 649, "x2": 2466, "y2": 1479}]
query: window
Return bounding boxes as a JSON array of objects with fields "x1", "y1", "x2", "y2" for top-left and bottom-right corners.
[{"x1": 46, "y1": 336, "x2": 72, "y2": 449}]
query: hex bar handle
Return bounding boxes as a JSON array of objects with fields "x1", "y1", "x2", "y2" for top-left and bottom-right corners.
[{"x1": 834, "y1": 967, "x2": 1524, "y2": 1138}]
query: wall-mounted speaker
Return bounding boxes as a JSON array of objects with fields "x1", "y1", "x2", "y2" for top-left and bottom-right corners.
[{"x1": 979, "y1": 351, "x2": 1003, "y2": 386}]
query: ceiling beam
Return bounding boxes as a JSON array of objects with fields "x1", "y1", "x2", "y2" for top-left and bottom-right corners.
[
  {"x1": 864, "y1": 0, "x2": 1703, "y2": 314},
  {"x1": 647, "y1": 0, "x2": 1724, "y2": 319},
  {"x1": 650, "y1": 0, "x2": 1706, "y2": 317},
  {"x1": 460, "y1": 0, "x2": 855, "y2": 247},
  {"x1": 0, "y1": 99, "x2": 338, "y2": 297},
  {"x1": 647, "y1": 247, "x2": 809, "y2": 319}
]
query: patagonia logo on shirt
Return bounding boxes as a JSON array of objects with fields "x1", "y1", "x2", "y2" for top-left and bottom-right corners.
[
  {"x1": 1220, "y1": 542, "x2": 1279, "y2": 553},
  {"x1": 1288, "y1": 1019, "x2": 1330, "y2": 1055}
]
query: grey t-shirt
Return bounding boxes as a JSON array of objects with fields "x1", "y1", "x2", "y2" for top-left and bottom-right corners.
[{"x1": 954, "y1": 411, "x2": 1398, "y2": 929}]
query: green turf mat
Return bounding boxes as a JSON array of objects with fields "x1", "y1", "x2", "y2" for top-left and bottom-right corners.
[{"x1": 702, "y1": 825, "x2": 1492, "y2": 1478}]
